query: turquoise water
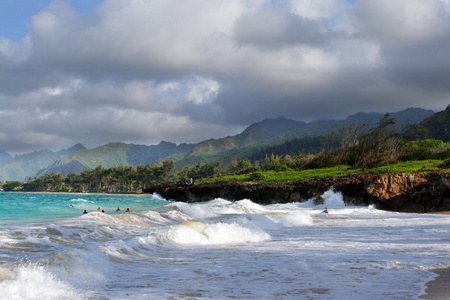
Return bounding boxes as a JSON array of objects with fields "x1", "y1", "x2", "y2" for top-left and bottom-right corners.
[
  {"x1": 0, "y1": 191, "x2": 449, "y2": 299},
  {"x1": 0, "y1": 192, "x2": 166, "y2": 225}
]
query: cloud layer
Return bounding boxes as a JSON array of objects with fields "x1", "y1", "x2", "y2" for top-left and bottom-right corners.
[{"x1": 1, "y1": 0, "x2": 449, "y2": 153}]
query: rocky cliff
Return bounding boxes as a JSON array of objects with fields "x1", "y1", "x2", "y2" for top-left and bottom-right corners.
[{"x1": 146, "y1": 172, "x2": 450, "y2": 213}]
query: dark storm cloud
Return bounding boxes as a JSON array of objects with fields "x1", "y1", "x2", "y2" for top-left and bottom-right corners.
[
  {"x1": 0, "y1": 0, "x2": 449, "y2": 154},
  {"x1": 353, "y1": 0, "x2": 450, "y2": 91}
]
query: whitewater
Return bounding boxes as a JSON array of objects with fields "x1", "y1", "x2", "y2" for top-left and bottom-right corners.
[{"x1": 0, "y1": 191, "x2": 448, "y2": 299}]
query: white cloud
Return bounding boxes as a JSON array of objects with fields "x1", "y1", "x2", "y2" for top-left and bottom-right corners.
[
  {"x1": 42, "y1": 86, "x2": 64, "y2": 96},
  {"x1": 439, "y1": 0, "x2": 450, "y2": 12},
  {"x1": 0, "y1": 35, "x2": 32, "y2": 63},
  {"x1": 288, "y1": 0, "x2": 348, "y2": 19},
  {"x1": 0, "y1": 0, "x2": 449, "y2": 153},
  {"x1": 354, "y1": 0, "x2": 448, "y2": 45},
  {"x1": 186, "y1": 77, "x2": 220, "y2": 104}
]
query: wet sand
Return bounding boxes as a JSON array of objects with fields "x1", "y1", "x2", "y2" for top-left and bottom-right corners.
[
  {"x1": 426, "y1": 211, "x2": 450, "y2": 215},
  {"x1": 421, "y1": 268, "x2": 450, "y2": 300},
  {"x1": 419, "y1": 212, "x2": 449, "y2": 299}
]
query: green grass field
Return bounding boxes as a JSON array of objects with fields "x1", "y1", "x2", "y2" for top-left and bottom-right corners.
[{"x1": 196, "y1": 159, "x2": 448, "y2": 184}]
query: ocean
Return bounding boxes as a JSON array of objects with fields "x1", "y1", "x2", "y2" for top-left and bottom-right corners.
[{"x1": 0, "y1": 191, "x2": 448, "y2": 299}]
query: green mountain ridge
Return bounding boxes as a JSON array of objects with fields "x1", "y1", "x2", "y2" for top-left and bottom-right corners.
[
  {"x1": 419, "y1": 105, "x2": 450, "y2": 141},
  {"x1": 172, "y1": 107, "x2": 436, "y2": 168},
  {"x1": 0, "y1": 144, "x2": 85, "y2": 181},
  {"x1": 0, "y1": 107, "x2": 442, "y2": 181},
  {"x1": 243, "y1": 117, "x2": 308, "y2": 134},
  {"x1": 35, "y1": 141, "x2": 198, "y2": 179}
]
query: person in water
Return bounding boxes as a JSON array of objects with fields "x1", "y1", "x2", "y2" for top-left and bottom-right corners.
[
  {"x1": 97, "y1": 207, "x2": 101, "y2": 211},
  {"x1": 102, "y1": 210, "x2": 105, "y2": 213},
  {"x1": 116, "y1": 207, "x2": 121, "y2": 212},
  {"x1": 70, "y1": 204, "x2": 73, "y2": 208},
  {"x1": 322, "y1": 207, "x2": 329, "y2": 214},
  {"x1": 126, "y1": 208, "x2": 130, "y2": 212},
  {"x1": 83, "y1": 210, "x2": 88, "y2": 214}
]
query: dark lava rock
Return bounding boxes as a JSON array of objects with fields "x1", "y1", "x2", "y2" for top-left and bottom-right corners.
[{"x1": 145, "y1": 172, "x2": 450, "y2": 213}]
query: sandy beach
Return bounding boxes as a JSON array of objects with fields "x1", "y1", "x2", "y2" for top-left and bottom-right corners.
[
  {"x1": 420, "y1": 212, "x2": 449, "y2": 299},
  {"x1": 425, "y1": 211, "x2": 450, "y2": 215},
  {"x1": 421, "y1": 268, "x2": 450, "y2": 299}
]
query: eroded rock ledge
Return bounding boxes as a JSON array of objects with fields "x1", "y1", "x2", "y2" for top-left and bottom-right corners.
[{"x1": 145, "y1": 172, "x2": 450, "y2": 213}]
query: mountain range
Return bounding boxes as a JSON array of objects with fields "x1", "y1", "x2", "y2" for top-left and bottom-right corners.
[{"x1": 0, "y1": 106, "x2": 445, "y2": 182}]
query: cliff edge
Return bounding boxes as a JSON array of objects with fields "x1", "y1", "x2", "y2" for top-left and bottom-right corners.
[{"x1": 146, "y1": 172, "x2": 450, "y2": 213}]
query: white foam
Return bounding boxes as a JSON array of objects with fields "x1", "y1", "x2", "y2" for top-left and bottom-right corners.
[
  {"x1": 0, "y1": 262, "x2": 84, "y2": 300},
  {"x1": 297, "y1": 198, "x2": 317, "y2": 208},
  {"x1": 101, "y1": 240, "x2": 145, "y2": 262},
  {"x1": 160, "y1": 210, "x2": 196, "y2": 223},
  {"x1": 207, "y1": 198, "x2": 232, "y2": 206},
  {"x1": 70, "y1": 198, "x2": 88, "y2": 203},
  {"x1": 322, "y1": 189, "x2": 346, "y2": 208},
  {"x1": 151, "y1": 220, "x2": 270, "y2": 246},
  {"x1": 45, "y1": 248, "x2": 109, "y2": 290},
  {"x1": 266, "y1": 211, "x2": 314, "y2": 227},
  {"x1": 2, "y1": 194, "x2": 450, "y2": 299},
  {"x1": 172, "y1": 202, "x2": 219, "y2": 219},
  {"x1": 150, "y1": 193, "x2": 167, "y2": 202},
  {"x1": 213, "y1": 199, "x2": 270, "y2": 215},
  {"x1": 140, "y1": 210, "x2": 171, "y2": 225}
]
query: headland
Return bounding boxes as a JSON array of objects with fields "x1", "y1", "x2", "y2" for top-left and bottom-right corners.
[{"x1": 145, "y1": 172, "x2": 450, "y2": 213}]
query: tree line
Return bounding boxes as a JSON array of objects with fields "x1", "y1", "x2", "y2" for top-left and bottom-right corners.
[
  {"x1": 1, "y1": 114, "x2": 448, "y2": 193},
  {"x1": 17, "y1": 162, "x2": 175, "y2": 193}
]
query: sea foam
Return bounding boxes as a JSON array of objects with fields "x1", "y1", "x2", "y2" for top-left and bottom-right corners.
[
  {"x1": 1, "y1": 192, "x2": 449, "y2": 299},
  {"x1": 149, "y1": 220, "x2": 271, "y2": 246},
  {"x1": 0, "y1": 262, "x2": 83, "y2": 300}
]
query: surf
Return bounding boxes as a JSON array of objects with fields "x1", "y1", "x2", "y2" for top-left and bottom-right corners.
[{"x1": 0, "y1": 191, "x2": 449, "y2": 299}]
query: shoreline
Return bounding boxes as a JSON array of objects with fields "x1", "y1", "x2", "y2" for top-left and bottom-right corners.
[
  {"x1": 421, "y1": 268, "x2": 450, "y2": 299},
  {"x1": 11, "y1": 191, "x2": 450, "y2": 214},
  {"x1": 424, "y1": 211, "x2": 450, "y2": 215},
  {"x1": 2, "y1": 191, "x2": 150, "y2": 196},
  {"x1": 148, "y1": 173, "x2": 450, "y2": 213}
]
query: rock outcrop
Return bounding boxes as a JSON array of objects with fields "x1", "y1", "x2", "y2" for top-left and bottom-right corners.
[{"x1": 145, "y1": 172, "x2": 450, "y2": 213}]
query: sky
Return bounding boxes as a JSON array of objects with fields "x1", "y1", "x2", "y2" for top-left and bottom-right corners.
[{"x1": 1, "y1": 0, "x2": 450, "y2": 155}]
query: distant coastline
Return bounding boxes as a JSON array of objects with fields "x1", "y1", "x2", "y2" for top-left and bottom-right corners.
[
  {"x1": 4, "y1": 168, "x2": 450, "y2": 214},
  {"x1": 2, "y1": 190, "x2": 150, "y2": 196},
  {"x1": 4, "y1": 190, "x2": 450, "y2": 215}
]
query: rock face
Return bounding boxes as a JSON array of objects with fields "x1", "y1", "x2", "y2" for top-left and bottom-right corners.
[{"x1": 146, "y1": 172, "x2": 450, "y2": 213}]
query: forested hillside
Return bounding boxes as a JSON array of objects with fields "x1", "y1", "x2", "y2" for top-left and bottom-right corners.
[
  {"x1": 0, "y1": 107, "x2": 439, "y2": 181},
  {"x1": 171, "y1": 107, "x2": 434, "y2": 169},
  {"x1": 418, "y1": 105, "x2": 450, "y2": 141},
  {"x1": 8, "y1": 112, "x2": 449, "y2": 194},
  {"x1": 37, "y1": 141, "x2": 198, "y2": 178},
  {"x1": 0, "y1": 144, "x2": 85, "y2": 181}
]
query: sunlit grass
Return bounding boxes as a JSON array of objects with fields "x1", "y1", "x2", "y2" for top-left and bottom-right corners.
[
  {"x1": 196, "y1": 159, "x2": 447, "y2": 184},
  {"x1": 363, "y1": 159, "x2": 443, "y2": 174}
]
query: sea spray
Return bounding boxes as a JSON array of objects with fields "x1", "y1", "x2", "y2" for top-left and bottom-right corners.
[
  {"x1": 152, "y1": 220, "x2": 270, "y2": 246},
  {"x1": 265, "y1": 211, "x2": 313, "y2": 227},
  {"x1": 322, "y1": 189, "x2": 345, "y2": 208},
  {"x1": 0, "y1": 262, "x2": 84, "y2": 300},
  {"x1": 171, "y1": 202, "x2": 219, "y2": 219}
]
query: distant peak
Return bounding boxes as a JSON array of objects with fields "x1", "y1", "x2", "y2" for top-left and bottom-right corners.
[
  {"x1": 55, "y1": 143, "x2": 87, "y2": 157},
  {"x1": 244, "y1": 117, "x2": 308, "y2": 134},
  {"x1": 158, "y1": 141, "x2": 176, "y2": 146},
  {"x1": 70, "y1": 143, "x2": 86, "y2": 150},
  {"x1": 0, "y1": 150, "x2": 12, "y2": 160}
]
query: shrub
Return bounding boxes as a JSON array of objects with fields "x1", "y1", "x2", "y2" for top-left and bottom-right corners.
[
  {"x1": 249, "y1": 171, "x2": 265, "y2": 181},
  {"x1": 3, "y1": 181, "x2": 23, "y2": 191}
]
